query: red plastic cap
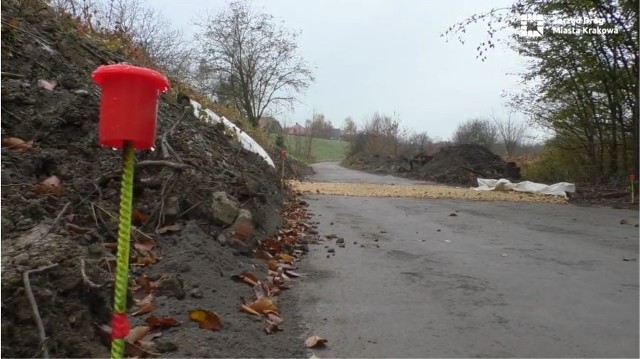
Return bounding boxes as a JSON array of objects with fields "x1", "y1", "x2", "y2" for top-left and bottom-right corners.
[
  {"x1": 93, "y1": 64, "x2": 170, "y2": 91},
  {"x1": 92, "y1": 64, "x2": 170, "y2": 150}
]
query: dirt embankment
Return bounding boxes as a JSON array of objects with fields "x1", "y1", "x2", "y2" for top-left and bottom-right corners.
[
  {"x1": 1, "y1": 1, "x2": 312, "y2": 357},
  {"x1": 344, "y1": 144, "x2": 519, "y2": 186}
]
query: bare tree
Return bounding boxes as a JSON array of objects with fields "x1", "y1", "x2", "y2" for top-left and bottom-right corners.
[
  {"x1": 452, "y1": 118, "x2": 498, "y2": 149},
  {"x1": 342, "y1": 117, "x2": 357, "y2": 141},
  {"x1": 197, "y1": 0, "x2": 314, "y2": 127},
  {"x1": 51, "y1": 0, "x2": 193, "y2": 78},
  {"x1": 492, "y1": 112, "x2": 528, "y2": 158}
]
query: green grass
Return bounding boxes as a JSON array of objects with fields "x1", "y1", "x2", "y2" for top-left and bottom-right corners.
[{"x1": 280, "y1": 135, "x2": 348, "y2": 163}]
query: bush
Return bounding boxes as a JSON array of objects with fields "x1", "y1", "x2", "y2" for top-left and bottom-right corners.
[{"x1": 275, "y1": 135, "x2": 285, "y2": 149}]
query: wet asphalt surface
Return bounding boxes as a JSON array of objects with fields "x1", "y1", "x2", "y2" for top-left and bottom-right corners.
[{"x1": 297, "y1": 162, "x2": 639, "y2": 358}]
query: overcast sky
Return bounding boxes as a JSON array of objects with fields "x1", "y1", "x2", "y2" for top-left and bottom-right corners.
[{"x1": 149, "y1": 0, "x2": 526, "y2": 140}]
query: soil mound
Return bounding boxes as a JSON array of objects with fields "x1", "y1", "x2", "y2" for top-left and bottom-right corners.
[
  {"x1": 343, "y1": 144, "x2": 519, "y2": 186},
  {"x1": 1, "y1": 1, "x2": 308, "y2": 357},
  {"x1": 416, "y1": 144, "x2": 517, "y2": 185}
]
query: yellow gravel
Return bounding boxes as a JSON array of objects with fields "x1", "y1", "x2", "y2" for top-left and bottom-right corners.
[{"x1": 287, "y1": 181, "x2": 569, "y2": 204}]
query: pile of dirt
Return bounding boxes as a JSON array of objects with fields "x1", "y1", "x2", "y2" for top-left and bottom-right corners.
[
  {"x1": 1, "y1": 1, "x2": 310, "y2": 357},
  {"x1": 414, "y1": 144, "x2": 518, "y2": 185},
  {"x1": 344, "y1": 144, "x2": 519, "y2": 186}
]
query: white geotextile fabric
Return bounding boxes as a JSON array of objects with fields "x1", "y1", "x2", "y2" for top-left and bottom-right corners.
[
  {"x1": 190, "y1": 100, "x2": 275, "y2": 168},
  {"x1": 473, "y1": 178, "x2": 576, "y2": 198}
]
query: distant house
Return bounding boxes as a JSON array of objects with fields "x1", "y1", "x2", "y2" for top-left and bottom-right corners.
[
  {"x1": 285, "y1": 122, "x2": 306, "y2": 136},
  {"x1": 329, "y1": 128, "x2": 342, "y2": 140},
  {"x1": 258, "y1": 116, "x2": 283, "y2": 134}
]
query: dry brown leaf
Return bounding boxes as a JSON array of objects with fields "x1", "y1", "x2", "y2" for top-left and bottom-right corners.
[
  {"x1": 132, "y1": 301, "x2": 156, "y2": 316},
  {"x1": 305, "y1": 335, "x2": 328, "y2": 348},
  {"x1": 264, "y1": 310, "x2": 283, "y2": 325},
  {"x1": 264, "y1": 318, "x2": 282, "y2": 334},
  {"x1": 277, "y1": 253, "x2": 295, "y2": 263},
  {"x1": 134, "y1": 237, "x2": 157, "y2": 253},
  {"x1": 2, "y1": 137, "x2": 33, "y2": 151},
  {"x1": 132, "y1": 209, "x2": 148, "y2": 224},
  {"x1": 284, "y1": 270, "x2": 305, "y2": 278},
  {"x1": 64, "y1": 222, "x2": 92, "y2": 234},
  {"x1": 145, "y1": 316, "x2": 179, "y2": 330},
  {"x1": 157, "y1": 222, "x2": 184, "y2": 234},
  {"x1": 134, "y1": 293, "x2": 155, "y2": 307},
  {"x1": 131, "y1": 255, "x2": 159, "y2": 267},
  {"x1": 254, "y1": 250, "x2": 274, "y2": 261},
  {"x1": 267, "y1": 259, "x2": 279, "y2": 271},
  {"x1": 33, "y1": 175, "x2": 63, "y2": 196},
  {"x1": 125, "y1": 325, "x2": 151, "y2": 343},
  {"x1": 248, "y1": 297, "x2": 277, "y2": 315},
  {"x1": 94, "y1": 324, "x2": 160, "y2": 358},
  {"x1": 240, "y1": 304, "x2": 261, "y2": 316},
  {"x1": 189, "y1": 309, "x2": 223, "y2": 331},
  {"x1": 230, "y1": 271, "x2": 260, "y2": 287}
]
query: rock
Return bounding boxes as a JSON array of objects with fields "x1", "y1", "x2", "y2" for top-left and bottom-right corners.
[
  {"x1": 217, "y1": 232, "x2": 229, "y2": 246},
  {"x1": 327, "y1": 248, "x2": 335, "y2": 253},
  {"x1": 14, "y1": 252, "x2": 29, "y2": 265},
  {"x1": 157, "y1": 277, "x2": 186, "y2": 299},
  {"x1": 2, "y1": 215, "x2": 13, "y2": 240},
  {"x1": 211, "y1": 191, "x2": 240, "y2": 226},
  {"x1": 619, "y1": 219, "x2": 628, "y2": 225},
  {"x1": 164, "y1": 196, "x2": 180, "y2": 218},
  {"x1": 231, "y1": 209, "x2": 253, "y2": 234},
  {"x1": 337, "y1": 242, "x2": 345, "y2": 248},
  {"x1": 190, "y1": 288, "x2": 203, "y2": 298},
  {"x1": 336, "y1": 238, "x2": 345, "y2": 244}
]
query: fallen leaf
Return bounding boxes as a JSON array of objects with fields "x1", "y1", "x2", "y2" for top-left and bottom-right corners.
[
  {"x1": 134, "y1": 293, "x2": 155, "y2": 307},
  {"x1": 248, "y1": 297, "x2": 277, "y2": 314},
  {"x1": 103, "y1": 242, "x2": 118, "y2": 250},
  {"x1": 264, "y1": 316, "x2": 282, "y2": 334},
  {"x1": 619, "y1": 219, "x2": 628, "y2": 225},
  {"x1": 240, "y1": 304, "x2": 261, "y2": 316},
  {"x1": 134, "y1": 237, "x2": 157, "y2": 253},
  {"x1": 94, "y1": 324, "x2": 160, "y2": 358},
  {"x1": 125, "y1": 325, "x2": 151, "y2": 343},
  {"x1": 33, "y1": 175, "x2": 63, "y2": 196},
  {"x1": 38, "y1": 79, "x2": 58, "y2": 90},
  {"x1": 132, "y1": 209, "x2": 148, "y2": 224},
  {"x1": 145, "y1": 316, "x2": 179, "y2": 330},
  {"x1": 267, "y1": 259, "x2": 279, "y2": 271},
  {"x1": 188, "y1": 309, "x2": 222, "y2": 331},
  {"x1": 2, "y1": 137, "x2": 33, "y2": 150},
  {"x1": 449, "y1": 213, "x2": 458, "y2": 217},
  {"x1": 157, "y1": 222, "x2": 184, "y2": 234},
  {"x1": 64, "y1": 222, "x2": 92, "y2": 234},
  {"x1": 277, "y1": 253, "x2": 295, "y2": 263},
  {"x1": 230, "y1": 271, "x2": 260, "y2": 287},
  {"x1": 305, "y1": 335, "x2": 328, "y2": 348},
  {"x1": 253, "y1": 250, "x2": 273, "y2": 261},
  {"x1": 132, "y1": 301, "x2": 156, "y2": 316},
  {"x1": 284, "y1": 270, "x2": 305, "y2": 278},
  {"x1": 131, "y1": 275, "x2": 152, "y2": 300},
  {"x1": 131, "y1": 255, "x2": 159, "y2": 267}
]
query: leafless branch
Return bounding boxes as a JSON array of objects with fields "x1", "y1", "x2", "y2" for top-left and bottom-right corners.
[{"x1": 23, "y1": 263, "x2": 59, "y2": 359}]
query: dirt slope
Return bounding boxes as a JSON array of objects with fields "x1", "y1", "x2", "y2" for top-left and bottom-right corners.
[{"x1": 1, "y1": 1, "x2": 309, "y2": 357}]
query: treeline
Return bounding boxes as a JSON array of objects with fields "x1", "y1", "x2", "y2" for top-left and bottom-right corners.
[{"x1": 445, "y1": 0, "x2": 638, "y2": 184}]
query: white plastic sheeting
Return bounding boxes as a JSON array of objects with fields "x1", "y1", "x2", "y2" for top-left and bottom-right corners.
[
  {"x1": 473, "y1": 178, "x2": 576, "y2": 198},
  {"x1": 189, "y1": 100, "x2": 275, "y2": 168}
]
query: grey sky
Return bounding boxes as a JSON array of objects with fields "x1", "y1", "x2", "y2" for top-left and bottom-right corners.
[{"x1": 150, "y1": 0, "x2": 526, "y2": 140}]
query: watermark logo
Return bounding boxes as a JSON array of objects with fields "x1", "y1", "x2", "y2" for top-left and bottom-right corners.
[
  {"x1": 520, "y1": 14, "x2": 544, "y2": 37},
  {"x1": 519, "y1": 13, "x2": 619, "y2": 38}
]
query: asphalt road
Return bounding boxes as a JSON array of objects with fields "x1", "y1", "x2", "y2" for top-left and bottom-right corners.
[{"x1": 297, "y1": 162, "x2": 639, "y2": 358}]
